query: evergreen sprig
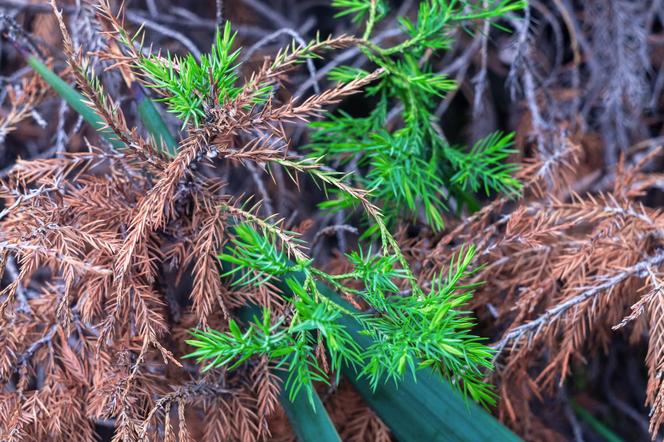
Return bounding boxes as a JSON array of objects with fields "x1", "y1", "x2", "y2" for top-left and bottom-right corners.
[
  {"x1": 359, "y1": 246, "x2": 495, "y2": 405},
  {"x1": 219, "y1": 222, "x2": 307, "y2": 287},
  {"x1": 307, "y1": 0, "x2": 526, "y2": 230},
  {"x1": 445, "y1": 131, "x2": 521, "y2": 196},
  {"x1": 331, "y1": 0, "x2": 388, "y2": 26},
  {"x1": 137, "y1": 22, "x2": 244, "y2": 127},
  {"x1": 187, "y1": 222, "x2": 496, "y2": 408}
]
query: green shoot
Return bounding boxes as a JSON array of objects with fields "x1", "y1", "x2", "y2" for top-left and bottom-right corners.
[
  {"x1": 307, "y1": 0, "x2": 526, "y2": 230},
  {"x1": 187, "y1": 223, "x2": 496, "y2": 408},
  {"x1": 137, "y1": 22, "x2": 244, "y2": 127}
]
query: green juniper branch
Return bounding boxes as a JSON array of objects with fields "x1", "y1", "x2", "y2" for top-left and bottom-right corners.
[
  {"x1": 126, "y1": 9, "x2": 499, "y2": 411},
  {"x1": 187, "y1": 219, "x2": 496, "y2": 408},
  {"x1": 137, "y1": 22, "x2": 246, "y2": 128},
  {"x1": 310, "y1": 0, "x2": 526, "y2": 231}
]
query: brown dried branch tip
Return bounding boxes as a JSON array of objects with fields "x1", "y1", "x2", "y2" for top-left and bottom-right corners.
[
  {"x1": 405, "y1": 132, "x2": 664, "y2": 439},
  {"x1": 0, "y1": 3, "x2": 380, "y2": 441},
  {"x1": 0, "y1": 72, "x2": 49, "y2": 145}
]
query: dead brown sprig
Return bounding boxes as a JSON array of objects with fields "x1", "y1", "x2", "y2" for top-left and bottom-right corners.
[{"x1": 0, "y1": 71, "x2": 49, "y2": 145}]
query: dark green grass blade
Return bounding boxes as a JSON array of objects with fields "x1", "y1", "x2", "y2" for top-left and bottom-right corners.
[
  {"x1": 132, "y1": 83, "x2": 178, "y2": 156},
  {"x1": 26, "y1": 55, "x2": 125, "y2": 149},
  {"x1": 28, "y1": 56, "x2": 177, "y2": 157},
  {"x1": 345, "y1": 364, "x2": 517, "y2": 442},
  {"x1": 277, "y1": 369, "x2": 341, "y2": 442},
  {"x1": 570, "y1": 400, "x2": 624, "y2": 442}
]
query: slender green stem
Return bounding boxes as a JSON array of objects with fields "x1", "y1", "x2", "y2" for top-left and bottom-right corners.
[
  {"x1": 362, "y1": 0, "x2": 378, "y2": 40},
  {"x1": 309, "y1": 269, "x2": 364, "y2": 296}
]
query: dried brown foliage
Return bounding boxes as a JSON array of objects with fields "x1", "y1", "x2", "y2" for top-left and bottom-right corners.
[
  {"x1": 404, "y1": 134, "x2": 664, "y2": 439},
  {"x1": 0, "y1": 72, "x2": 48, "y2": 144}
]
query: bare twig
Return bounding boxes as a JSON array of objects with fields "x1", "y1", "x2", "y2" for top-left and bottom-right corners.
[{"x1": 494, "y1": 251, "x2": 664, "y2": 355}]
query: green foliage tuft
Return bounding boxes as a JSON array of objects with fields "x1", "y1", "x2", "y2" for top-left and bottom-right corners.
[
  {"x1": 331, "y1": 0, "x2": 388, "y2": 25},
  {"x1": 307, "y1": 0, "x2": 526, "y2": 231},
  {"x1": 137, "y1": 22, "x2": 245, "y2": 127},
  {"x1": 188, "y1": 222, "x2": 496, "y2": 408},
  {"x1": 359, "y1": 245, "x2": 496, "y2": 406},
  {"x1": 445, "y1": 132, "x2": 522, "y2": 196},
  {"x1": 219, "y1": 222, "x2": 306, "y2": 287}
]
